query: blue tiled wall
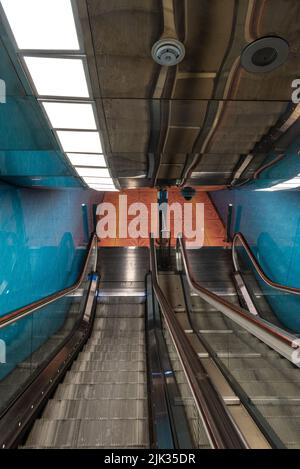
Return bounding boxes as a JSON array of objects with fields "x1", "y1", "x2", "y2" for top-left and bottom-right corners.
[
  {"x1": 0, "y1": 182, "x2": 102, "y2": 381},
  {"x1": 0, "y1": 182, "x2": 101, "y2": 315},
  {"x1": 211, "y1": 188, "x2": 300, "y2": 331}
]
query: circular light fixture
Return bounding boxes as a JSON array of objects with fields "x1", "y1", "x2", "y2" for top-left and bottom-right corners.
[
  {"x1": 151, "y1": 38, "x2": 185, "y2": 66},
  {"x1": 241, "y1": 36, "x2": 289, "y2": 73}
]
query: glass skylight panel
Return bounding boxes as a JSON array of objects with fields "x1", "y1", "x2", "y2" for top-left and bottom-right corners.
[
  {"x1": 24, "y1": 57, "x2": 89, "y2": 97},
  {"x1": 91, "y1": 186, "x2": 118, "y2": 192},
  {"x1": 82, "y1": 177, "x2": 114, "y2": 185},
  {"x1": 67, "y1": 153, "x2": 106, "y2": 167},
  {"x1": 42, "y1": 102, "x2": 97, "y2": 130},
  {"x1": 76, "y1": 167, "x2": 110, "y2": 178},
  {"x1": 56, "y1": 131, "x2": 102, "y2": 153},
  {"x1": 1, "y1": 0, "x2": 80, "y2": 50}
]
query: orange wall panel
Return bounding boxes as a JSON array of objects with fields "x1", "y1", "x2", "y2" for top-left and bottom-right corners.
[{"x1": 98, "y1": 188, "x2": 227, "y2": 248}]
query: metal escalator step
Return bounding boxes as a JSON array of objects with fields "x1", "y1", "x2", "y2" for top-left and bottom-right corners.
[
  {"x1": 43, "y1": 399, "x2": 147, "y2": 420},
  {"x1": 191, "y1": 312, "x2": 243, "y2": 331},
  {"x1": 93, "y1": 317, "x2": 144, "y2": 332},
  {"x1": 198, "y1": 332, "x2": 262, "y2": 355},
  {"x1": 87, "y1": 336, "x2": 145, "y2": 345},
  {"x1": 96, "y1": 304, "x2": 144, "y2": 318},
  {"x1": 24, "y1": 418, "x2": 148, "y2": 448},
  {"x1": 256, "y1": 403, "x2": 300, "y2": 417},
  {"x1": 25, "y1": 419, "x2": 80, "y2": 448},
  {"x1": 76, "y1": 351, "x2": 143, "y2": 362},
  {"x1": 63, "y1": 370, "x2": 146, "y2": 385},
  {"x1": 90, "y1": 330, "x2": 144, "y2": 340},
  {"x1": 231, "y1": 367, "x2": 300, "y2": 383},
  {"x1": 75, "y1": 351, "x2": 144, "y2": 363},
  {"x1": 235, "y1": 379, "x2": 300, "y2": 398},
  {"x1": 77, "y1": 418, "x2": 148, "y2": 448},
  {"x1": 82, "y1": 343, "x2": 144, "y2": 353},
  {"x1": 54, "y1": 383, "x2": 147, "y2": 400},
  {"x1": 219, "y1": 356, "x2": 294, "y2": 371},
  {"x1": 71, "y1": 360, "x2": 145, "y2": 372}
]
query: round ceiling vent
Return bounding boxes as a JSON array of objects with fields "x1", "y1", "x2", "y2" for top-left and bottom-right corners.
[
  {"x1": 241, "y1": 36, "x2": 289, "y2": 73},
  {"x1": 151, "y1": 38, "x2": 185, "y2": 66}
]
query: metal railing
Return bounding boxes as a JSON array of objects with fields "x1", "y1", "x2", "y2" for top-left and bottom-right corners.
[
  {"x1": 0, "y1": 233, "x2": 98, "y2": 329},
  {"x1": 232, "y1": 232, "x2": 300, "y2": 296},
  {"x1": 177, "y1": 236, "x2": 300, "y2": 364},
  {"x1": 150, "y1": 236, "x2": 247, "y2": 449}
]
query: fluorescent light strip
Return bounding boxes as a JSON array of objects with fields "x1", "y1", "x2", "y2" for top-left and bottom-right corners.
[
  {"x1": 1, "y1": 0, "x2": 80, "y2": 50},
  {"x1": 83, "y1": 177, "x2": 114, "y2": 185},
  {"x1": 67, "y1": 153, "x2": 106, "y2": 167},
  {"x1": 57, "y1": 131, "x2": 102, "y2": 153},
  {"x1": 90, "y1": 184, "x2": 115, "y2": 189},
  {"x1": 76, "y1": 167, "x2": 110, "y2": 178},
  {"x1": 42, "y1": 102, "x2": 97, "y2": 130},
  {"x1": 257, "y1": 175, "x2": 300, "y2": 191},
  {"x1": 91, "y1": 187, "x2": 118, "y2": 192},
  {"x1": 24, "y1": 57, "x2": 89, "y2": 97}
]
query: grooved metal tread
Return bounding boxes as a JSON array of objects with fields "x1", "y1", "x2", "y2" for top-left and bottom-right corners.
[
  {"x1": 25, "y1": 418, "x2": 148, "y2": 448},
  {"x1": 43, "y1": 398, "x2": 148, "y2": 420},
  {"x1": 186, "y1": 250, "x2": 300, "y2": 448},
  {"x1": 24, "y1": 298, "x2": 149, "y2": 449},
  {"x1": 54, "y1": 383, "x2": 147, "y2": 400}
]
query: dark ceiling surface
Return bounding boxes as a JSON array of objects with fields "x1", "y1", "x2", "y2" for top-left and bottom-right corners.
[{"x1": 78, "y1": 0, "x2": 300, "y2": 189}]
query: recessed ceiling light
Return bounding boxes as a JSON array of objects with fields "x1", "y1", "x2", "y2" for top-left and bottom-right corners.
[
  {"x1": 76, "y1": 167, "x2": 110, "y2": 178},
  {"x1": 67, "y1": 153, "x2": 106, "y2": 167},
  {"x1": 42, "y1": 102, "x2": 97, "y2": 130},
  {"x1": 56, "y1": 131, "x2": 102, "y2": 153},
  {"x1": 241, "y1": 36, "x2": 289, "y2": 73},
  {"x1": 24, "y1": 57, "x2": 89, "y2": 97},
  {"x1": 82, "y1": 177, "x2": 114, "y2": 185},
  {"x1": 1, "y1": 0, "x2": 80, "y2": 50}
]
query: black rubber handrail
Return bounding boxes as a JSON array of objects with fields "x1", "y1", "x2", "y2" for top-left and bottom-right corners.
[
  {"x1": 232, "y1": 232, "x2": 300, "y2": 296},
  {"x1": 0, "y1": 233, "x2": 98, "y2": 329},
  {"x1": 150, "y1": 236, "x2": 248, "y2": 449},
  {"x1": 177, "y1": 236, "x2": 300, "y2": 361}
]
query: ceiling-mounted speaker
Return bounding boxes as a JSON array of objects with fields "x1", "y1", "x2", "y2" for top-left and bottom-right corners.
[
  {"x1": 241, "y1": 36, "x2": 289, "y2": 73},
  {"x1": 151, "y1": 38, "x2": 185, "y2": 66},
  {"x1": 181, "y1": 186, "x2": 196, "y2": 201}
]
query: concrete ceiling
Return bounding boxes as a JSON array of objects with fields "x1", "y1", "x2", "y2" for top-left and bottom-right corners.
[{"x1": 78, "y1": 0, "x2": 300, "y2": 188}]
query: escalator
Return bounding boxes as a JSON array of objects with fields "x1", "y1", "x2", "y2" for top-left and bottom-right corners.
[
  {"x1": 1, "y1": 233, "x2": 300, "y2": 449},
  {"x1": 166, "y1": 236, "x2": 300, "y2": 448},
  {"x1": 25, "y1": 292, "x2": 149, "y2": 448}
]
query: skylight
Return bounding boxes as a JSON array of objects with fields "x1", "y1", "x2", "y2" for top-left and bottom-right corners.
[
  {"x1": 1, "y1": 0, "x2": 80, "y2": 50},
  {"x1": 82, "y1": 177, "x2": 114, "y2": 185},
  {"x1": 0, "y1": 0, "x2": 116, "y2": 191},
  {"x1": 67, "y1": 153, "x2": 106, "y2": 167},
  {"x1": 56, "y1": 131, "x2": 102, "y2": 153},
  {"x1": 42, "y1": 102, "x2": 97, "y2": 130},
  {"x1": 76, "y1": 167, "x2": 110, "y2": 178},
  {"x1": 24, "y1": 57, "x2": 89, "y2": 97}
]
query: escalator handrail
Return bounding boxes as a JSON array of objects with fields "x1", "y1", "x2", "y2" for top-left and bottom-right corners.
[
  {"x1": 232, "y1": 231, "x2": 300, "y2": 295},
  {"x1": 0, "y1": 233, "x2": 98, "y2": 329},
  {"x1": 150, "y1": 236, "x2": 248, "y2": 449},
  {"x1": 177, "y1": 236, "x2": 300, "y2": 356}
]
